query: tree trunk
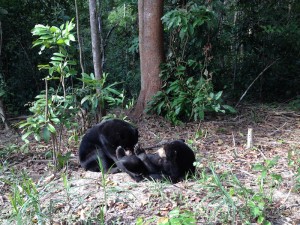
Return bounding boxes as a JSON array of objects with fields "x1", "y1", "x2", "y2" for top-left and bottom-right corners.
[
  {"x1": 89, "y1": 0, "x2": 103, "y2": 121},
  {"x1": 0, "y1": 99, "x2": 9, "y2": 130},
  {"x1": 133, "y1": 0, "x2": 165, "y2": 117},
  {"x1": 0, "y1": 20, "x2": 9, "y2": 130},
  {"x1": 75, "y1": 0, "x2": 85, "y2": 75}
]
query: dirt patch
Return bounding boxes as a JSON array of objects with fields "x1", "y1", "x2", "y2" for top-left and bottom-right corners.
[{"x1": 0, "y1": 105, "x2": 300, "y2": 224}]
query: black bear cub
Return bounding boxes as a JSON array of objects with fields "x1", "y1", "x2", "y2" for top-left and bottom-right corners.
[
  {"x1": 116, "y1": 140, "x2": 196, "y2": 183},
  {"x1": 115, "y1": 146, "x2": 148, "y2": 182},
  {"x1": 79, "y1": 119, "x2": 138, "y2": 173}
]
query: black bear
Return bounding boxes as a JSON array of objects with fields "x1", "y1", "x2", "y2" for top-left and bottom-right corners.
[
  {"x1": 115, "y1": 146, "x2": 148, "y2": 182},
  {"x1": 79, "y1": 119, "x2": 139, "y2": 173},
  {"x1": 116, "y1": 140, "x2": 196, "y2": 183}
]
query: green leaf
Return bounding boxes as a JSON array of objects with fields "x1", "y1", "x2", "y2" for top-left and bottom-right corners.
[
  {"x1": 169, "y1": 208, "x2": 180, "y2": 218},
  {"x1": 252, "y1": 164, "x2": 264, "y2": 171},
  {"x1": 222, "y1": 105, "x2": 236, "y2": 113},
  {"x1": 261, "y1": 170, "x2": 267, "y2": 178},
  {"x1": 53, "y1": 52, "x2": 65, "y2": 57},
  {"x1": 214, "y1": 91, "x2": 223, "y2": 100},
  {"x1": 64, "y1": 39, "x2": 70, "y2": 46},
  {"x1": 34, "y1": 133, "x2": 41, "y2": 142},
  {"x1": 22, "y1": 131, "x2": 33, "y2": 141},
  {"x1": 251, "y1": 206, "x2": 262, "y2": 217},
  {"x1": 271, "y1": 173, "x2": 282, "y2": 182},
  {"x1": 51, "y1": 56, "x2": 64, "y2": 61},
  {"x1": 263, "y1": 221, "x2": 272, "y2": 225},
  {"x1": 68, "y1": 34, "x2": 75, "y2": 42},
  {"x1": 257, "y1": 215, "x2": 265, "y2": 223},
  {"x1": 50, "y1": 118, "x2": 60, "y2": 124},
  {"x1": 177, "y1": 65, "x2": 186, "y2": 72},
  {"x1": 57, "y1": 39, "x2": 65, "y2": 45},
  {"x1": 175, "y1": 106, "x2": 181, "y2": 115},
  {"x1": 81, "y1": 96, "x2": 90, "y2": 105},
  {"x1": 18, "y1": 122, "x2": 30, "y2": 129},
  {"x1": 43, "y1": 127, "x2": 51, "y2": 142},
  {"x1": 266, "y1": 156, "x2": 279, "y2": 168},
  {"x1": 47, "y1": 123, "x2": 56, "y2": 133},
  {"x1": 136, "y1": 217, "x2": 143, "y2": 225},
  {"x1": 50, "y1": 26, "x2": 59, "y2": 33},
  {"x1": 106, "y1": 87, "x2": 121, "y2": 95}
]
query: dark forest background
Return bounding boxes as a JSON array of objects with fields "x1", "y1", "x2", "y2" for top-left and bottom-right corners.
[{"x1": 1, "y1": 0, "x2": 299, "y2": 117}]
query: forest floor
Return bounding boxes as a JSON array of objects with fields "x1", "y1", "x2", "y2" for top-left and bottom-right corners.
[{"x1": 0, "y1": 104, "x2": 300, "y2": 225}]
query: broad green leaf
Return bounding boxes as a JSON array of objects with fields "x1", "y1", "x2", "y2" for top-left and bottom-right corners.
[
  {"x1": 257, "y1": 215, "x2": 265, "y2": 223},
  {"x1": 53, "y1": 52, "x2": 65, "y2": 57},
  {"x1": 22, "y1": 131, "x2": 33, "y2": 141},
  {"x1": 43, "y1": 127, "x2": 51, "y2": 142},
  {"x1": 81, "y1": 96, "x2": 90, "y2": 105},
  {"x1": 47, "y1": 123, "x2": 56, "y2": 133},
  {"x1": 34, "y1": 133, "x2": 41, "y2": 142},
  {"x1": 50, "y1": 118, "x2": 60, "y2": 124},
  {"x1": 50, "y1": 26, "x2": 59, "y2": 33},
  {"x1": 51, "y1": 56, "x2": 63, "y2": 61},
  {"x1": 222, "y1": 105, "x2": 236, "y2": 113},
  {"x1": 68, "y1": 34, "x2": 75, "y2": 42},
  {"x1": 252, "y1": 164, "x2": 264, "y2": 171},
  {"x1": 215, "y1": 91, "x2": 223, "y2": 100},
  {"x1": 57, "y1": 39, "x2": 65, "y2": 45}
]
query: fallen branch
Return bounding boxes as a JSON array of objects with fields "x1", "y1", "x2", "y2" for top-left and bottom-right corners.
[{"x1": 235, "y1": 59, "x2": 279, "y2": 107}]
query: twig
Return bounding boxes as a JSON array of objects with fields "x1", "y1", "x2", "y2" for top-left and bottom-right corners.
[
  {"x1": 239, "y1": 169, "x2": 256, "y2": 177},
  {"x1": 257, "y1": 147, "x2": 267, "y2": 160},
  {"x1": 235, "y1": 59, "x2": 279, "y2": 107},
  {"x1": 269, "y1": 122, "x2": 287, "y2": 136},
  {"x1": 281, "y1": 184, "x2": 293, "y2": 205},
  {"x1": 232, "y1": 132, "x2": 238, "y2": 158},
  {"x1": 28, "y1": 158, "x2": 78, "y2": 163},
  {"x1": 75, "y1": 0, "x2": 85, "y2": 75}
]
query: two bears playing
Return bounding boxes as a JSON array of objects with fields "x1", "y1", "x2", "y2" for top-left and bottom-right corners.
[{"x1": 79, "y1": 119, "x2": 196, "y2": 183}]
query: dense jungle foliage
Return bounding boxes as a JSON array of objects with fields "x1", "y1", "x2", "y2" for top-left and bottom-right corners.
[
  {"x1": 0, "y1": 2, "x2": 300, "y2": 224},
  {"x1": 0, "y1": 0, "x2": 299, "y2": 117}
]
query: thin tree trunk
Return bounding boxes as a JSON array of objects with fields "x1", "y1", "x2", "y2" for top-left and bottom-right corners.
[
  {"x1": 89, "y1": 0, "x2": 103, "y2": 121},
  {"x1": 89, "y1": 0, "x2": 102, "y2": 80},
  {"x1": 0, "y1": 99, "x2": 9, "y2": 130},
  {"x1": 75, "y1": 0, "x2": 85, "y2": 75},
  {"x1": 0, "y1": 21, "x2": 9, "y2": 130},
  {"x1": 133, "y1": 0, "x2": 165, "y2": 117}
]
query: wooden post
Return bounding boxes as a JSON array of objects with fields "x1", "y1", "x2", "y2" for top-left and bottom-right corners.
[{"x1": 246, "y1": 128, "x2": 253, "y2": 149}]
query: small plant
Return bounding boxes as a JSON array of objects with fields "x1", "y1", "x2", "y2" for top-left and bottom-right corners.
[
  {"x1": 146, "y1": 3, "x2": 235, "y2": 124},
  {"x1": 79, "y1": 72, "x2": 125, "y2": 117},
  {"x1": 295, "y1": 168, "x2": 300, "y2": 193},
  {"x1": 287, "y1": 148, "x2": 300, "y2": 192},
  {"x1": 62, "y1": 172, "x2": 71, "y2": 204},
  {"x1": 288, "y1": 96, "x2": 300, "y2": 110},
  {"x1": 252, "y1": 156, "x2": 282, "y2": 192},
  {"x1": 57, "y1": 151, "x2": 72, "y2": 170},
  {"x1": 158, "y1": 208, "x2": 196, "y2": 225},
  {"x1": 19, "y1": 20, "x2": 78, "y2": 168},
  {"x1": 0, "y1": 144, "x2": 20, "y2": 159},
  {"x1": 147, "y1": 63, "x2": 235, "y2": 124},
  {"x1": 96, "y1": 157, "x2": 108, "y2": 224},
  {"x1": 136, "y1": 208, "x2": 196, "y2": 225},
  {"x1": 7, "y1": 172, "x2": 45, "y2": 224},
  {"x1": 192, "y1": 157, "x2": 282, "y2": 224}
]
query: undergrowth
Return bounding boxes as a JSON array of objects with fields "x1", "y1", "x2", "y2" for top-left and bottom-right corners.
[{"x1": 0, "y1": 144, "x2": 296, "y2": 224}]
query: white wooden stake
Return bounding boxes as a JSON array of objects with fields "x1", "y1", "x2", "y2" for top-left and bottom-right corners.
[{"x1": 246, "y1": 128, "x2": 253, "y2": 149}]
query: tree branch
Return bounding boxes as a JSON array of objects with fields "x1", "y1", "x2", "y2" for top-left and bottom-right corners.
[{"x1": 235, "y1": 59, "x2": 279, "y2": 107}]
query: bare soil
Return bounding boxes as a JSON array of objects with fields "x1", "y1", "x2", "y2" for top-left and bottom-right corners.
[{"x1": 0, "y1": 104, "x2": 300, "y2": 224}]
